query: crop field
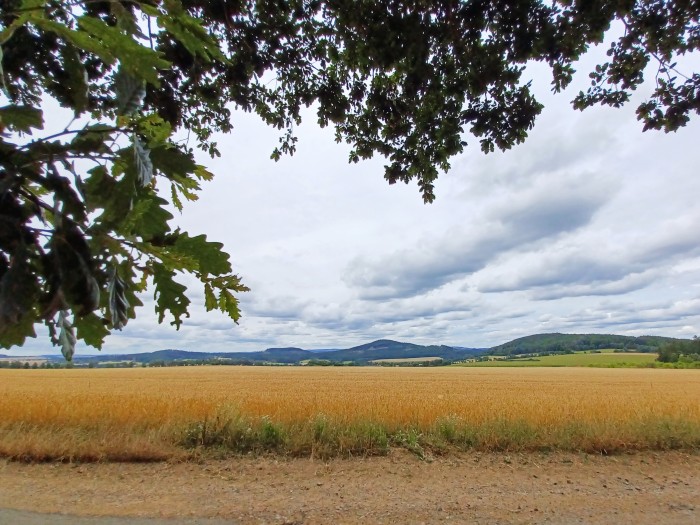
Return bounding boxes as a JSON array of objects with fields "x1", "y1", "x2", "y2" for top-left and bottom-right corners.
[
  {"x1": 460, "y1": 351, "x2": 657, "y2": 367},
  {"x1": 1, "y1": 367, "x2": 699, "y2": 461},
  {"x1": 370, "y1": 356, "x2": 443, "y2": 363}
]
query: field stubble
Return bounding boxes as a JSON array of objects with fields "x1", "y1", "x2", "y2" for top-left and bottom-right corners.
[{"x1": 1, "y1": 367, "x2": 699, "y2": 461}]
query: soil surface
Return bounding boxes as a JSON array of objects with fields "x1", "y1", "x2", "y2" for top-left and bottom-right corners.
[{"x1": 1, "y1": 451, "x2": 699, "y2": 524}]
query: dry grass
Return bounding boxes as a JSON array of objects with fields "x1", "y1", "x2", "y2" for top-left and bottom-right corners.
[{"x1": 1, "y1": 367, "x2": 699, "y2": 461}]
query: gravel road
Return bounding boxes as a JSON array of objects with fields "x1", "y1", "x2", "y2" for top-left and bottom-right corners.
[
  {"x1": 0, "y1": 509, "x2": 236, "y2": 525},
  {"x1": 1, "y1": 451, "x2": 698, "y2": 524}
]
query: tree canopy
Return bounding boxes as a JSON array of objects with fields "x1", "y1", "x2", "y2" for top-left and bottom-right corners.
[{"x1": 1, "y1": 0, "x2": 698, "y2": 358}]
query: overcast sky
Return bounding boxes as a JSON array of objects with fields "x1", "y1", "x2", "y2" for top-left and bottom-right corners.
[{"x1": 7, "y1": 40, "x2": 700, "y2": 356}]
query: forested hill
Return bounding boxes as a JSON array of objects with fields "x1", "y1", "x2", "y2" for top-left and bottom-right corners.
[
  {"x1": 311, "y1": 340, "x2": 482, "y2": 362},
  {"x1": 488, "y1": 333, "x2": 679, "y2": 356},
  {"x1": 71, "y1": 340, "x2": 484, "y2": 365},
  {"x1": 62, "y1": 334, "x2": 687, "y2": 366}
]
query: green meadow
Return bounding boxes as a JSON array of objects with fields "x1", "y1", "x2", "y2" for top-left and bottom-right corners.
[{"x1": 458, "y1": 350, "x2": 657, "y2": 367}]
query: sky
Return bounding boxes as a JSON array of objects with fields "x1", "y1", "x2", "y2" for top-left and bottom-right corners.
[{"x1": 6, "y1": 39, "x2": 700, "y2": 356}]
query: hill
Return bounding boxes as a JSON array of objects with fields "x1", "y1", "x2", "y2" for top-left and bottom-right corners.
[
  {"x1": 74, "y1": 347, "x2": 314, "y2": 365},
  {"x1": 61, "y1": 333, "x2": 687, "y2": 367},
  {"x1": 488, "y1": 333, "x2": 679, "y2": 356},
  {"x1": 72, "y1": 340, "x2": 483, "y2": 366},
  {"x1": 311, "y1": 339, "x2": 483, "y2": 363}
]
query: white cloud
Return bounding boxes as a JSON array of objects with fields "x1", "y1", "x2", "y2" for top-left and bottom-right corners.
[{"x1": 6, "y1": 40, "x2": 700, "y2": 357}]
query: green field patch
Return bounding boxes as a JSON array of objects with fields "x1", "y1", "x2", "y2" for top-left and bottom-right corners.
[
  {"x1": 371, "y1": 357, "x2": 443, "y2": 364},
  {"x1": 458, "y1": 351, "x2": 657, "y2": 367}
]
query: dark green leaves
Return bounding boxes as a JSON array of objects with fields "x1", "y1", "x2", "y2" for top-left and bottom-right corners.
[
  {"x1": 50, "y1": 223, "x2": 100, "y2": 316},
  {"x1": 172, "y1": 233, "x2": 231, "y2": 276},
  {"x1": 0, "y1": 253, "x2": 39, "y2": 348},
  {"x1": 60, "y1": 45, "x2": 89, "y2": 116},
  {"x1": 120, "y1": 193, "x2": 172, "y2": 239},
  {"x1": 153, "y1": 263, "x2": 190, "y2": 328},
  {"x1": 73, "y1": 312, "x2": 109, "y2": 351},
  {"x1": 0, "y1": 105, "x2": 44, "y2": 133},
  {"x1": 155, "y1": 3, "x2": 227, "y2": 63},
  {"x1": 0, "y1": 0, "x2": 252, "y2": 358},
  {"x1": 75, "y1": 16, "x2": 169, "y2": 85}
]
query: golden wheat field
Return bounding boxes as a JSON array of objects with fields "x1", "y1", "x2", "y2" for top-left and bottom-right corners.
[{"x1": 1, "y1": 366, "x2": 699, "y2": 461}]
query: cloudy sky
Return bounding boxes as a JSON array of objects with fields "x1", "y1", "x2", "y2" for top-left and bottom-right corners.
[{"x1": 8, "y1": 39, "x2": 700, "y2": 356}]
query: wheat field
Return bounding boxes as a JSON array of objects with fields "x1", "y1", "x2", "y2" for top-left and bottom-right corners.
[{"x1": 1, "y1": 366, "x2": 699, "y2": 460}]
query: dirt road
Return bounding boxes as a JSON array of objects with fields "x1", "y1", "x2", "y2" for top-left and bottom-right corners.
[{"x1": 1, "y1": 451, "x2": 698, "y2": 524}]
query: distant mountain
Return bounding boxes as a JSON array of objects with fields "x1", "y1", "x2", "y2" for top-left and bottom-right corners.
[
  {"x1": 72, "y1": 340, "x2": 483, "y2": 365},
  {"x1": 489, "y1": 333, "x2": 680, "y2": 356},
  {"x1": 74, "y1": 347, "x2": 314, "y2": 364},
  {"x1": 65, "y1": 333, "x2": 683, "y2": 366},
  {"x1": 73, "y1": 349, "x2": 223, "y2": 364},
  {"x1": 311, "y1": 339, "x2": 483, "y2": 362}
]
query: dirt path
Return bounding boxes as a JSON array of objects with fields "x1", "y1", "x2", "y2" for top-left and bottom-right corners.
[{"x1": 1, "y1": 451, "x2": 698, "y2": 524}]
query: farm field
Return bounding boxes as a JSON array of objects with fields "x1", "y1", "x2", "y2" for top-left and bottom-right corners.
[
  {"x1": 1, "y1": 366, "x2": 699, "y2": 461},
  {"x1": 370, "y1": 356, "x2": 443, "y2": 363},
  {"x1": 459, "y1": 350, "x2": 657, "y2": 367}
]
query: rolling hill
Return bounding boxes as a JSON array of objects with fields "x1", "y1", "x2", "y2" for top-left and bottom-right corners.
[
  {"x1": 61, "y1": 333, "x2": 688, "y2": 366},
  {"x1": 488, "y1": 333, "x2": 677, "y2": 356},
  {"x1": 72, "y1": 340, "x2": 484, "y2": 365}
]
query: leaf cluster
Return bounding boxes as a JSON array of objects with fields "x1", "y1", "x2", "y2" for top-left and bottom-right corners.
[{"x1": 0, "y1": 0, "x2": 248, "y2": 356}]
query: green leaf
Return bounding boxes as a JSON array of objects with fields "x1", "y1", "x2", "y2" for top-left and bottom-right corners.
[
  {"x1": 61, "y1": 44, "x2": 89, "y2": 116},
  {"x1": 74, "y1": 312, "x2": 109, "y2": 350},
  {"x1": 110, "y1": 1, "x2": 144, "y2": 37},
  {"x1": 120, "y1": 193, "x2": 172, "y2": 239},
  {"x1": 0, "y1": 0, "x2": 44, "y2": 45},
  {"x1": 136, "y1": 114, "x2": 172, "y2": 145},
  {"x1": 150, "y1": 144, "x2": 197, "y2": 178},
  {"x1": 152, "y1": 264, "x2": 190, "y2": 328},
  {"x1": 135, "y1": 240, "x2": 198, "y2": 272},
  {"x1": 157, "y1": 9, "x2": 227, "y2": 63},
  {"x1": 150, "y1": 145, "x2": 206, "y2": 209},
  {"x1": 0, "y1": 255, "x2": 39, "y2": 348},
  {"x1": 20, "y1": 0, "x2": 46, "y2": 12},
  {"x1": 172, "y1": 233, "x2": 232, "y2": 276},
  {"x1": 32, "y1": 18, "x2": 117, "y2": 66},
  {"x1": 80, "y1": 165, "x2": 115, "y2": 212},
  {"x1": 218, "y1": 288, "x2": 241, "y2": 323},
  {"x1": 50, "y1": 225, "x2": 100, "y2": 315},
  {"x1": 92, "y1": 154, "x2": 137, "y2": 230},
  {"x1": 45, "y1": 166, "x2": 87, "y2": 221},
  {"x1": 170, "y1": 183, "x2": 184, "y2": 211},
  {"x1": 70, "y1": 125, "x2": 114, "y2": 156},
  {"x1": 0, "y1": 313, "x2": 36, "y2": 349},
  {"x1": 0, "y1": 105, "x2": 44, "y2": 132},
  {"x1": 77, "y1": 16, "x2": 169, "y2": 85},
  {"x1": 194, "y1": 165, "x2": 214, "y2": 182},
  {"x1": 204, "y1": 283, "x2": 217, "y2": 311}
]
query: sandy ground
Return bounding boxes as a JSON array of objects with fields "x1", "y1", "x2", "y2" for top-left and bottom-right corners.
[{"x1": 1, "y1": 451, "x2": 698, "y2": 524}]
